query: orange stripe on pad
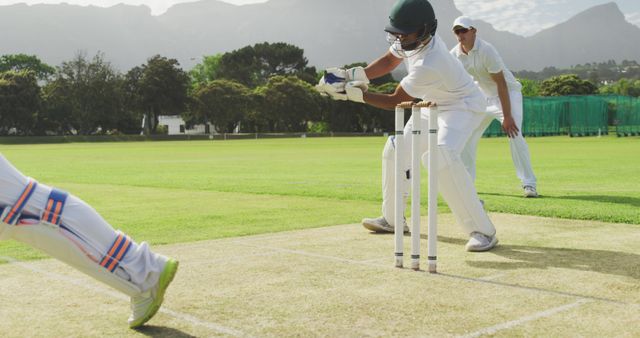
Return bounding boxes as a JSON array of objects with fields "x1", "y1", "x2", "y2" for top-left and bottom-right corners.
[
  {"x1": 51, "y1": 201, "x2": 63, "y2": 224},
  {"x1": 106, "y1": 236, "x2": 131, "y2": 271},
  {"x1": 42, "y1": 199, "x2": 54, "y2": 222},
  {"x1": 5, "y1": 181, "x2": 36, "y2": 222},
  {"x1": 101, "y1": 234, "x2": 124, "y2": 267}
]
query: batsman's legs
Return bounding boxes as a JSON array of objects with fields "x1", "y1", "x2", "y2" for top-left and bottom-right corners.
[
  {"x1": 1, "y1": 178, "x2": 178, "y2": 328},
  {"x1": 426, "y1": 110, "x2": 497, "y2": 244},
  {"x1": 382, "y1": 133, "x2": 411, "y2": 229}
]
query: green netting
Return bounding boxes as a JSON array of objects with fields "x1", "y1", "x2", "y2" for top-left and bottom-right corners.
[
  {"x1": 483, "y1": 119, "x2": 504, "y2": 137},
  {"x1": 606, "y1": 95, "x2": 640, "y2": 136},
  {"x1": 523, "y1": 97, "x2": 566, "y2": 136},
  {"x1": 482, "y1": 95, "x2": 640, "y2": 137}
]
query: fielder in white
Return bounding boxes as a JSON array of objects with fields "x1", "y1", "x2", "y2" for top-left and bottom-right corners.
[
  {"x1": 0, "y1": 153, "x2": 178, "y2": 328},
  {"x1": 450, "y1": 16, "x2": 538, "y2": 198},
  {"x1": 317, "y1": 0, "x2": 498, "y2": 251}
]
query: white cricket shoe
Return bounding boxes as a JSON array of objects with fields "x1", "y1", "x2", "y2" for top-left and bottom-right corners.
[
  {"x1": 523, "y1": 186, "x2": 538, "y2": 198},
  {"x1": 362, "y1": 216, "x2": 409, "y2": 233},
  {"x1": 129, "y1": 257, "x2": 179, "y2": 328},
  {"x1": 465, "y1": 232, "x2": 498, "y2": 252}
]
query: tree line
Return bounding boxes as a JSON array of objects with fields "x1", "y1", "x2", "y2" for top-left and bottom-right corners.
[{"x1": 1, "y1": 43, "x2": 638, "y2": 136}]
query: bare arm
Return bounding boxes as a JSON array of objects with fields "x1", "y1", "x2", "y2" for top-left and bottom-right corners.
[
  {"x1": 363, "y1": 83, "x2": 415, "y2": 110},
  {"x1": 364, "y1": 51, "x2": 403, "y2": 80},
  {"x1": 490, "y1": 71, "x2": 519, "y2": 138}
]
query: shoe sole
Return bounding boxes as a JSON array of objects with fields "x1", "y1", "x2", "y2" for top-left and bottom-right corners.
[
  {"x1": 362, "y1": 221, "x2": 409, "y2": 233},
  {"x1": 466, "y1": 237, "x2": 499, "y2": 252},
  {"x1": 129, "y1": 259, "x2": 179, "y2": 329},
  {"x1": 362, "y1": 221, "x2": 392, "y2": 233}
]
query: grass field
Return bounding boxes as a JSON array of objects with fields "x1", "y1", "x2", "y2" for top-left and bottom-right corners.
[
  {"x1": 0, "y1": 135, "x2": 638, "y2": 260},
  {"x1": 1, "y1": 136, "x2": 639, "y2": 336}
]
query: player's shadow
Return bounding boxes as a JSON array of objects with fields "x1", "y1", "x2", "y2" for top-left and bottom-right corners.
[
  {"x1": 134, "y1": 325, "x2": 197, "y2": 338},
  {"x1": 552, "y1": 194, "x2": 640, "y2": 207},
  {"x1": 479, "y1": 191, "x2": 640, "y2": 208},
  {"x1": 433, "y1": 235, "x2": 640, "y2": 280}
]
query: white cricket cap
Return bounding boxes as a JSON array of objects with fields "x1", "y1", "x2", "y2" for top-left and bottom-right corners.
[{"x1": 452, "y1": 16, "x2": 474, "y2": 30}]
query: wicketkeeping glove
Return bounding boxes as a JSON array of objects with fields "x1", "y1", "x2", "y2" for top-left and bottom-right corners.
[
  {"x1": 345, "y1": 66, "x2": 369, "y2": 84},
  {"x1": 316, "y1": 67, "x2": 347, "y2": 95},
  {"x1": 344, "y1": 81, "x2": 367, "y2": 103}
]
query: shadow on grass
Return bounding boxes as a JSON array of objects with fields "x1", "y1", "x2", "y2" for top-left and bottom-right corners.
[
  {"x1": 134, "y1": 325, "x2": 196, "y2": 338},
  {"x1": 555, "y1": 195, "x2": 640, "y2": 207},
  {"x1": 480, "y1": 191, "x2": 640, "y2": 208},
  {"x1": 433, "y1": 235, "x2": 640, "y2": 280}
]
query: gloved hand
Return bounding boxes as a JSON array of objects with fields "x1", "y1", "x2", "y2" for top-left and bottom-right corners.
[
  {"x1": 316, "y1": 67, "x2": 347, "y2": 95},
  {"x1": 316, "y1": 66, "x2": 370, "y2": 94},
  {"x1": 344, "y1": 81, "x2": 368, "y2": 103},
  {"x1": 345, "y1": 66, "x2": 369, "y2": 84},
  {"x1": 316, "y1": 81, "x2": 368, "y2": 103}
]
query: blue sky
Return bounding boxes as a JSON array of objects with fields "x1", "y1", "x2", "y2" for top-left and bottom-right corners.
[{"x1": 0, "y1": 0, "x2": 638, "y2": 36}]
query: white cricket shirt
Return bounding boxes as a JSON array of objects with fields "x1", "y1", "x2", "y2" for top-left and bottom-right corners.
[
  {"x1": 390, "y1": 35, "x2": 485, "y2": 113},
  {"x1": 450, "y1": 38, "x2": 522, "y2": 98}
]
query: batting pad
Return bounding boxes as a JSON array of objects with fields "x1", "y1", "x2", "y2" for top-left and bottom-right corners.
[
  {"x1": 428, "y1": 147, "x2": 496, "y2": 236},
  {"x1": 8, "y1": 223, "x2": 142, "y2": 296},
  {"x1": 382, "y1": 135, "x2": 411, "y2": 226}
]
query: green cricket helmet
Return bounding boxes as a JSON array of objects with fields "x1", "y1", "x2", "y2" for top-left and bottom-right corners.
[{"x1": 385, "y1": 0, "x2": 438, "y2": 38}]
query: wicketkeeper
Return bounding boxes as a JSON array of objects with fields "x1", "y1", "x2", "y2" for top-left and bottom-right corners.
[
  {"x1": 0, "y1": 153, "x2": 178, "y2": 328},
  {"x1": 317, "y1": 0, "x2": 498, "y2": 251},
  {"x1": 450, "y1": 16, "x2": 539, "y2": 198}
]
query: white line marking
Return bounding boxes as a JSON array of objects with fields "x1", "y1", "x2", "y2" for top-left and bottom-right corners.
[
  {"x1": 235, "y1": 242, "x2": 386, "y2": 269},
  {"x1": 0, "y1": 256, "x2": 245, "y2": 337},
  {"x1": 459, "y1": 299, "x2": 593, "y2": 338},
  {"x1": 478, "y1": 272, "x2": 508, "y2": 281},
  {"x1": 234, "y1": 243, "x2": 640, "y2": 308},
  {"x1": 160, "y1": 308, "x2": 246, "y2": 337},
  {"x1": 188, "y1": 251, "x2": 280, "y2": 266}
]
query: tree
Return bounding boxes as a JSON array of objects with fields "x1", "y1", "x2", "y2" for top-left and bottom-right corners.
[
  {"x1": 217, "y1": 42, "x2": 316, "y2": 87},
  {"x1": 189, "y1": 54, "x2": 222, "y2": 89},
  {"x1": 41, "y1": 52, "x2": 125, "y2": 135},
  {"x1": 599, "y1": 78, "x2": 640, "y2": 97},
  {"x1": 539, "y1": 74, "x2": 597, "y2": 96},
  {"x1": 0, "y1": 70, "x2": 41, "y2": 135},
  {"x1": 127, "y1": 55, "x2": 190, "y2": 134},
  {"x1": 253, "y1": 76, "x2": 323, "y2": 132},
  {"x1": 189, "y1": 79, "x2": 251, "y2": 133},
  {"x1": 519, "y1": 78, "x2": 540, "y2": 96},
  {"x1": 0, "y1": 54, "x2": 55, "y2": 81}
]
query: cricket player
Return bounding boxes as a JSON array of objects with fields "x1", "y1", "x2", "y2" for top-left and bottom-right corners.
[
  {"x1": 317, "y1": 0, "x2": 498, "y2": 251},
  {"x1": 0, "y1": 153, "x2": 178, "y2": 328},
  {"x1": 450, "y1": 16, "x2": 538, "y2": 198}
]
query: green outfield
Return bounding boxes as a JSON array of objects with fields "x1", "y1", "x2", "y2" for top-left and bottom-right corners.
[
  {"x1": 0, "y1": 135, "x2": 638, "y2": 260},
  {"x1": 1, "y1": 136, "x2": 639, "y2": 336}
]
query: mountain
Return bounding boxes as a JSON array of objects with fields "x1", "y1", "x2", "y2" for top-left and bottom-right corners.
[
  {"x1": 523, "y1": 3, "x2": 640, "y2": 70},
  {"x1": 0, "y1": 0, "x2": 638, "y2": 72}
]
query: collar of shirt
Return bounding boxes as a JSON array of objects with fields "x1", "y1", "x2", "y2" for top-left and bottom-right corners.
[{"x1": 458, "y1": 38, "x2": 481, "y2": 56}]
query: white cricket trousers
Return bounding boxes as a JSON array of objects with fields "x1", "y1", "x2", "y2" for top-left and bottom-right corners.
[
  {"x1": 381, "y1": 108, "x2": 496, "y2": 237},
  {"x1": 462, "y1": 90, "x2": 537, "y2": 187},
  {"x1": 0, "y1": 154, "x2": 165, "y2": 297}
]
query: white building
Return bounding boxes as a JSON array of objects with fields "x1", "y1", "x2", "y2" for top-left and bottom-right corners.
[{"x1": 158, "y1": 115, "x2": 214, "y2": 135}]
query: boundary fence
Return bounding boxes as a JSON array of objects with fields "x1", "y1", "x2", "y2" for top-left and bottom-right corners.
[
  {"x1": 1, "y1": 95, "x2": 638, "y2": 144},
  {"x1": 483, "y1": 95, "x2": 640, "y2": 137}
]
